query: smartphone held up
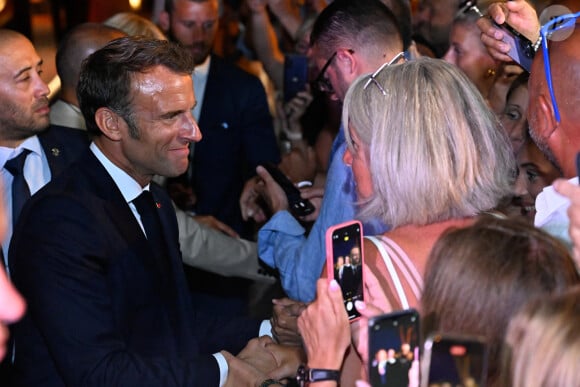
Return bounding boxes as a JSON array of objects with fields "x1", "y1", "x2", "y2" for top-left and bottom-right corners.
[
  {"x1": 368, "y1": 309, "x2": 421, "y2": 387},
  {"x1": 326, "y1": 220, "x2": 364, "y2": 321},
  {"x1": 421, "y1": 333, "x2": 489, "y2": 387}
]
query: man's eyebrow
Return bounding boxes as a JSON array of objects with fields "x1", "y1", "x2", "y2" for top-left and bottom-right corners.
[{"x1": 14, "y1": 59, "x2": 43, "y2": 79}]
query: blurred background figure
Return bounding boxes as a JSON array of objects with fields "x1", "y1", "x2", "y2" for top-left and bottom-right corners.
[
  {"x1": 103, "y1": 11, "x2": 166, "y2": 39},
  {"x1": 412, "y1": 0, "x2": 459, "y2": 57},
  {"x1": 502, "y1": 285, "x2": 580, "y2": 387}
]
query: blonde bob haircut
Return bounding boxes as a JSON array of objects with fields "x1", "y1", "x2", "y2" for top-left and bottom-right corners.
[{"x1": 342, "y1": 58, "x2": 514, "y2": 228}]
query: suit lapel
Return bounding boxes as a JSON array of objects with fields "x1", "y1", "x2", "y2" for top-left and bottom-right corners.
[{"x1": 82, "y1": 152, "x2": 168, "y2": 286}]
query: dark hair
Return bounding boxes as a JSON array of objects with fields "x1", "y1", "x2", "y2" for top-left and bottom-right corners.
[
  {"x1": 421, "y1": 215, "x2": 580, "y2": 386},
  {"x1": 310, "y1": 0, "x2": 402, "y2": 58},
  {"x1": 77, "y1": 36, "x2": 194, "y2": 137},
  {"x1": 505, "y1": 71, "x2": 530, "y2": 104}
]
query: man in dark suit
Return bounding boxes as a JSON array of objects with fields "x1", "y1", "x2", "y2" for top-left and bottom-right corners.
[
  {"x1": 159, "y1": 0, "x2": 280, "y2": 238},
  {"x1": 158, "y1": 0, "x2": 281, "y2": 317},
  {"x1": 9, "y1": 36, "x2": 294, "y2": 386},
  {"x1": 0, "y1": 29, "x2": 89, "y2": 266},
  {"x1": 0, "y1": 28, "x2": 89, "y2": 382}
]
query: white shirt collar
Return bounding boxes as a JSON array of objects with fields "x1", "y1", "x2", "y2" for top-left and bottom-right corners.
[
  {"x1": 90, "y1": 142, "x2": 150, "y2": 203},
  {"x1": 0, "y1": 135, "x2": 43, "y2": 167},
  {"x1": 194, "y1": 55, "x2": 211, "y2": 78}
]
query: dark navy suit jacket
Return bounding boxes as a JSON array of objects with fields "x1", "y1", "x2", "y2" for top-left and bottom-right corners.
[
  {"x1": 191, "y1": 55, "x2": 280, "y2": 236},
  {"x1": 38, "y1": 125, "x2": 90, "y2": 177},
  {"x1": 9, "y1": 149, "x2": 260, "y2": 386}
]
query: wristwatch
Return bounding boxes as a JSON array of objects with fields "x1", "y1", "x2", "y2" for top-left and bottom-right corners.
[{"x1": 296, "y1": 364, "x2": 340, "y2": 386}]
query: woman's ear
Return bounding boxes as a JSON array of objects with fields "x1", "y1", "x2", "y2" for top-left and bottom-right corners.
[{"x1": 95, "y1": 107, "x2": 123, "y2": 141}]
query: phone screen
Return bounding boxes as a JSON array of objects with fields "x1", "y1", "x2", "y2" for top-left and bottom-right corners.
[
  {"x1": 368, "y1": 309, "x2": 420, "y2": 387},
  {"x1": 327, "y1": 221, "x2": 364, "y2": 320},
  {"x1": 422, "y1": 334, "x2": 488, "y2": 387}
]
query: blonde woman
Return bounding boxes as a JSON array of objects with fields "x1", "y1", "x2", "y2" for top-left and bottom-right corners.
[{"x1": 316, "y1": 57, "x2": 515, "y2": 385}]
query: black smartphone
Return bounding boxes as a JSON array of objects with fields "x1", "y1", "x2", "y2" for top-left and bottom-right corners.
[
  {"x1": 261, "y1": 162, "x2": 315, "y2": 218},
  {"x1": 368, "y1": 309, "x2": 420, "y2": 387},
  {"x1": 325, "y1": 221, "x2": 364, "y2": 321},
  {"x1": 421, "y1": 333, "x2": 489, "y2": 387},
  {"x1": 283, "y1": 54, "x2": 309, "y2": 102}
]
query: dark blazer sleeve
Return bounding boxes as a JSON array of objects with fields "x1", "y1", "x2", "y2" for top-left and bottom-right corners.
[{"x1": 10, "y1": 157, "x2": 228, "y2": 387}]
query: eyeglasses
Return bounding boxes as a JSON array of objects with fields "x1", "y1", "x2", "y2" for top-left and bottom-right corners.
[
  {"x1": 313, "y1": 51, "x2": 337, "y2": 93},
  {"x1": 313, "y1": 49, "x2": 354, "y2": 94},
  {"x1": 540, "y1": 11, "x2": 580, "y2": 123},
  {"x1": 363, "y1": 52, "x2": 406, "y2": 95}
]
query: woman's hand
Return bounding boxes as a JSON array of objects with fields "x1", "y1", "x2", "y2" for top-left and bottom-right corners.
[{"x1": 297, "y1": 279, "x2": 350, "y2": 370}]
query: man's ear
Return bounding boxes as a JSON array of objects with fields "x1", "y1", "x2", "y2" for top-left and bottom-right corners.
[
  {"x1": 336, "y1": 49, "x2": 356, "y2": 76},
  {"x1": 95, "y1": 108, "x2": 123, "y2": 141},
  {"x1": 536, "y1": 93, "x2": 559, "y2": 141},
  {"x1": 158, "y1": 11, "x2": 170, "y2": 34}
]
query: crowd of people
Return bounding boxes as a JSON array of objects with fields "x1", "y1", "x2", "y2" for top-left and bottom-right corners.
[{"x1": 0, "y1": 0, "x2": 579, "y2": 386}]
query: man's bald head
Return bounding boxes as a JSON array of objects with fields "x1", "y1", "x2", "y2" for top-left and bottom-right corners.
[
  {"x1": 528, "y1": 12, "x2": 580, "y2": 177},
  {"x1": 56, "y1": 23, "x2": 126, "y2": 102},
  {"x1": 0, "y1": 29, "x2": 29, "y2": 47}
]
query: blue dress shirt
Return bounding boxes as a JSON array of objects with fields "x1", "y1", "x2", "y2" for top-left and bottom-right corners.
[{"x1": 258, "y1": 128, "x2": 387, "y2": 302}]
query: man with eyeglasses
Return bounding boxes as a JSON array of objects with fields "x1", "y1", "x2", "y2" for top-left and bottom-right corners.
[
  {"x1": 478, "y1": 0, "x2": 580, "y2": 249},
  {"x1": 251, "y1": 0, "x2": 404, "y2": 307}
]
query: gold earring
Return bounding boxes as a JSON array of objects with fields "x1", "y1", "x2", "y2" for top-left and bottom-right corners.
[{"x1": 486, "y1": 68, "x2": 496, "y2": 78}]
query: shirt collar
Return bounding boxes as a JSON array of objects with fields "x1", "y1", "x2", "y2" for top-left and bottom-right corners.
[
  {"x1": 90, "y1": 142, "x2": 150, "y2": 204},
  {"x1": 0, "y1": 135, "x2": 43, "y2": 168},
  {"x1": 193, "y1": 55, "x2": 211, "y2": 78}
]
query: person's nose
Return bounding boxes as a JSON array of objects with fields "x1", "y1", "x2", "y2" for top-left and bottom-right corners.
[
  {"x1": 513, "y1": 167, "x2": 527, "y2": 197},
  {"x1": 442, "y1": 48, "x2": 455, "y2": 65},
  {"x1": 180, "y1": 112, "x2": 202, "y2": 143},
  {"x1": 190, "y1": 26, "x2": 207, "y2": 42},
  {"x1": 33, "y1": 71, "x2": 50, "y2": 98}
]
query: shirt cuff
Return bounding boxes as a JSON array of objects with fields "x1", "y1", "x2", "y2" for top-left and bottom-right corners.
[
  {"x1": 213, "y1": 352, "x2": 228, "y2": 387},
  {"x1": 259, "y1": 319, "x2": 273, "y2": 338}
]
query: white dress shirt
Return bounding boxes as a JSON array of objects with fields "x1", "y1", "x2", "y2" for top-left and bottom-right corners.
[{"x1": 1, "y1": 136, "x2": 51, "y2": 265}]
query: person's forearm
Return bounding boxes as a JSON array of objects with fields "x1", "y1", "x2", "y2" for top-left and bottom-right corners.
[
  {"x1": 249, "y1": 8, "x2": 285, "y2": 89},
  {"x1": 267, "y1": 0, "x2": 302, "y2": 39}
]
